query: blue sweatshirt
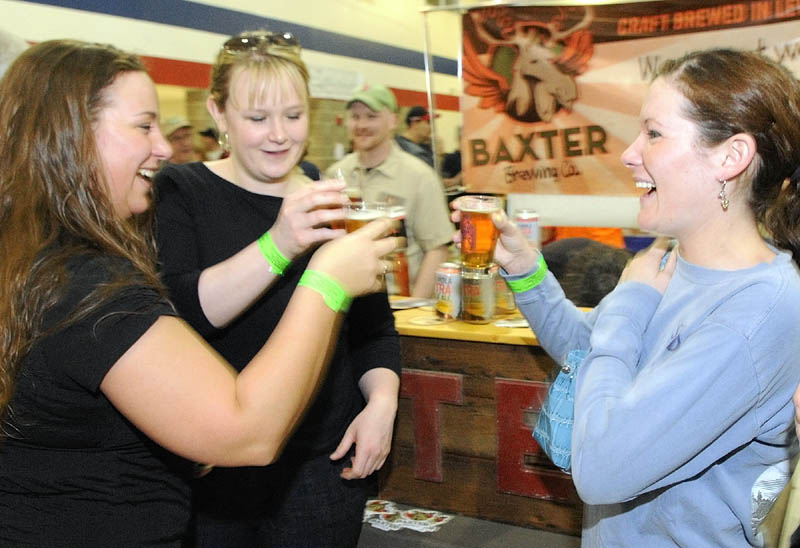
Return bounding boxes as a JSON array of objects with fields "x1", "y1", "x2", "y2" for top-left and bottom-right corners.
[{"x1": 509, "y1": 248, "x2": 800, "y2": 547}]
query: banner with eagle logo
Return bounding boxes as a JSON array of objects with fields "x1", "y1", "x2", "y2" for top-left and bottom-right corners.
[{"x1": 461, "y1": 1, "x2": 800, "y2": 196}]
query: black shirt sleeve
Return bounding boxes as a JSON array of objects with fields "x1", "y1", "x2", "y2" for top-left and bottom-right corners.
[
  {"x1": 154, "y1": 165, "x2": 217, "y2": 336},
  {"x1": 43, "y1": 255, "x2": 176, "y2": 392},
  {"x1": 346, "y1": 292, "x2": 402, "y2": 381}
]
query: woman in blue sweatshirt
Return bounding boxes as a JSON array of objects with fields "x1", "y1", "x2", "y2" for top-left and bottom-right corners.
[{"x1": 458, "y1": 49, "x2": 800, "y2": 547}]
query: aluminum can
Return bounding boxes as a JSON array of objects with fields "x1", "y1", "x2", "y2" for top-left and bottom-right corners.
[
  {"x1": 461, "y1": 266, "x2": 495, "y2": 324},
  {"x1": 514, "y1": 208, "x2": 540, "y2": 249},
  {"x1": 491, "y1": 265, "x2": 516, "y2": 315},
  {"x1": 434, "y1": 262, "x2": 461, "y2": 319}
]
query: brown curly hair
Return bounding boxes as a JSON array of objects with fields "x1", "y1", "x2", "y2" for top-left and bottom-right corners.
[{"x1": 0, "y1": 40, "x2": 165, "y2": 423}]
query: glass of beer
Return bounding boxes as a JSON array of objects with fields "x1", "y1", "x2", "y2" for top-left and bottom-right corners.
[
  {"x1": 309, "y1": 187, "x2": 343, "y2": 230},
  {"x1": 335, "y1": 167, "x2": 363, "y2": 203},
  {"x1": 345, "y1": 201, "x2": 385, "y2": 233},
  {"x1": 460, "y1": 195, "x2": 501, "y2": 268}
]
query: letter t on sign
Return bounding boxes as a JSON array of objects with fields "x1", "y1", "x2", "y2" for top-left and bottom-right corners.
[{"x1": 400, "y1": 369, "x2": 464, "y2": 482}]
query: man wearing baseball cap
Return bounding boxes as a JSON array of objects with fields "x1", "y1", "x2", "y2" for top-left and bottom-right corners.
[
  {"x1": 161, "y1": 116, "x2": 200, "y2": 164},
  {"x1": 395, "y1": 105, "x2": 437, "y2": 167},
  {"x1": 197, "y1": 127, "x2": 226, "y2": 161},
  {"x1": 326, "y1": 84, "x2": 453, "y2": 298}
]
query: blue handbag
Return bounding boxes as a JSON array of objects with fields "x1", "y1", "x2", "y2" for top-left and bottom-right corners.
[{"x1": 533, "y1": 349, "x2": 589, "y2": 472}]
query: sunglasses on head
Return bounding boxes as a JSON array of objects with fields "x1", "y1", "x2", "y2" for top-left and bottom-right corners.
[{"x1": 223, "y1": 31, "x2": 300, "y2": 54}]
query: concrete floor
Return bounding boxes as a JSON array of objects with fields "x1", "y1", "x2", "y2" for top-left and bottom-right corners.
[{"x1": 358, "y1": 502, "x2": 581, "y2": 548}]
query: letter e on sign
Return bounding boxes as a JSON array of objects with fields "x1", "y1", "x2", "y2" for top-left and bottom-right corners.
[{"x1": 495, "y1": 379, "x2": 575, "y2": 501}]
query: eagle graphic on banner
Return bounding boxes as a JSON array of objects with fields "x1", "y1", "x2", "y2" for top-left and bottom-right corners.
[{"x1": 463, "y1": 6, "x2": 595, "y2": 123}]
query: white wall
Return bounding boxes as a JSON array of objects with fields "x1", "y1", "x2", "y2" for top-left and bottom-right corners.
[{"x1": 0, "y1": 0, "x2": 465, "y2": 150}]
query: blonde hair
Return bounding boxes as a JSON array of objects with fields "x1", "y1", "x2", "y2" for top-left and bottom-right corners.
[{"x1": 209, "y1": 30, "x2": 310, "y2": 112}]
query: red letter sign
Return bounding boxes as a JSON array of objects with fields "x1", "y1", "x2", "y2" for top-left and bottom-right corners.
[
  {"x1": 400, "y1": 369, "x2": 464, "y2": 482},
  {"x1": 496, "y1": 379, "x2": 574, "y2": 501}
]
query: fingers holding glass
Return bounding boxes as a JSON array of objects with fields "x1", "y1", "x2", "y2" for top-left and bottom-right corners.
[{"x1": 460, "y1": 195, "x2": 501, "y2": 269}]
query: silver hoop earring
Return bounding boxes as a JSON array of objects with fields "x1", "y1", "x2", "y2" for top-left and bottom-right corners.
[{"x1": 718, "y1": 180, "x2": 729, "y2": 211}]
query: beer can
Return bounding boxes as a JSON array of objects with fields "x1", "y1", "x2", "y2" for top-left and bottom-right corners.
[
  {"x1": 434, "y1": 262, "x2": 461, "y2": 319},
  {"x1": 461, "y1": 266, "x2": 495, "y2": 324},
  {"x1": 514, "y1": 208, "x2": 540, "y2": 249},
  {"x1": 491, "y1": 265, "x2": 516, "y2": 315}
]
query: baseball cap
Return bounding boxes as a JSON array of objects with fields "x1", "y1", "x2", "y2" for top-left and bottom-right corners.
[
  {"x1": 406, "y1": 105, "x2": 439, "y2": 125},
  {"x1": 161, "y1": 116, "x2": 193, "y2": 138},
  {"x1": 347, "y1": 84, "x2": 398, "y2": 113},
  {"x1": 199, "y1": 127, "x2": 218, "y2": 139}
]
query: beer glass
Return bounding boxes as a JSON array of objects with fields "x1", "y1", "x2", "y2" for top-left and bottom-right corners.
[
  {"x1": 335, "y1": 167, "x2": 363, "y2": 203},
  {"x1": 312, "y1": 174, "x2": 349, "y2": 230},
  {"x1": 345, "y1": 201, "x2": 385, "y2": 233},
  {"x1": 345, "y1": 201, "x2": 390, "y2": 291},
  {"x1": 460, "y1": 195, "x2": 501, "y2": 268}
]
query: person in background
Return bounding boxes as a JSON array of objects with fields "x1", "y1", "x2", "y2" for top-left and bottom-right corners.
[
  {"x1": 327, "y1": 85, "x2": 453, "y2": 298},
  {"x1": 162, "y1": 116, "x2": 201, "y2": 164},
  {"x1": 0, "y1": 28, "x2": 27, "y2": 78},
  {"x1": 540, "y1": 237, "x2": 632, "y2": 308},
  {"x1": 154, "y1": 30, "x2": 401, "y2": 548},
  {"x1": 395, "y1": 105, "x2": 436, "y2": 167},
  {"x1": 198, "y1": 126, "x2": 226, "y2": 161},
  {"x1": 0, "y1": 39, "x2": 396, "y2": 548},
  {"x1": 299, "y1": 158, "x2": 321, "y2": 180},
  {"x1": 454, "y1": 48, "x2": 800, "y2": 546},
  {"x1": 440, "y1": 147, "x2": 462, "y2": 191}
]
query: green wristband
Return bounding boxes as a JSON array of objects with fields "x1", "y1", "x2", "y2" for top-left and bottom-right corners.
[
  {"x1": 257, "y1": 231, "x2": 290, "y2": 275},
  {"x1": 506, "y1": 254, "x2": 548, "y2": 294},
  {"x1": 298, "y1": 270, "x2": 352, "y2": 313}
]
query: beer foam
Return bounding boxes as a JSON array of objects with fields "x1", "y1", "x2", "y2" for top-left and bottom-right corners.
[
  {"x1": 461, "y1": 204, "x2": 500, "y2": 213},
  {"x1": 347, "y1": 210, "x2": 384, "y2": 221}
]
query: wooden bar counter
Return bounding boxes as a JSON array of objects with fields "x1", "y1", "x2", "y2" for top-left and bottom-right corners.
[{"x1": 378, "y1": 303, "x2": 583, "y2": 537}]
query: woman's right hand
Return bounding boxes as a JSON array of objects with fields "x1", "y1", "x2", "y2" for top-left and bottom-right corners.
[
  {"x1": 268, "y1": 179, "x2": 348, "y2": 260},
  {"x1": 307, "y1": 218, "x2": 398, "y2": 297}
]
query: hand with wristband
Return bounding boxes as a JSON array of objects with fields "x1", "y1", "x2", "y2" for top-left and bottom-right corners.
[
  {"x1": 304, "y1": 217, "x2": 398, "y2": 311},
  {"x1": 267, "y1": 178, "x2": 349, "y2": 263},
  {"x1": 450, "y1": 198, "x2": 540, "y2": 277}
]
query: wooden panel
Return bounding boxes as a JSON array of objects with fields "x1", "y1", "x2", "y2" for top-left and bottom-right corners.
[
  {"x1": 395, "y1": 394, "x2": 508, "y2": 460},
  {"x1": 400, "y1": 336, "x2": 558, "y2": 399},
  {"x1": 378, "y1": 334, "x2": 583, "y2": 535},
  {"x1": 379, "y1": 446, "x2": 582, "y2": 536}
]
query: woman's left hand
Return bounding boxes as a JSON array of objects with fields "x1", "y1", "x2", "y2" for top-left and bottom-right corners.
[
  {"x1": 618, "y1": 237, "x2": 677, "y2": 294},
  {"x1": 329, "y1": 394, "x2": 397, "y2": 479}
]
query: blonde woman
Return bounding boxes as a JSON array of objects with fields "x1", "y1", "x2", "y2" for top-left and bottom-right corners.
[{"x1": 154, "y1": 31, "x2": 400, "y2": 547}]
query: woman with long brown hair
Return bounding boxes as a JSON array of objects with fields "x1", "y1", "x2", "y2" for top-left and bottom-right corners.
[{"x1": 0, "y1": 39, "x2": 396, "y2": 547}]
